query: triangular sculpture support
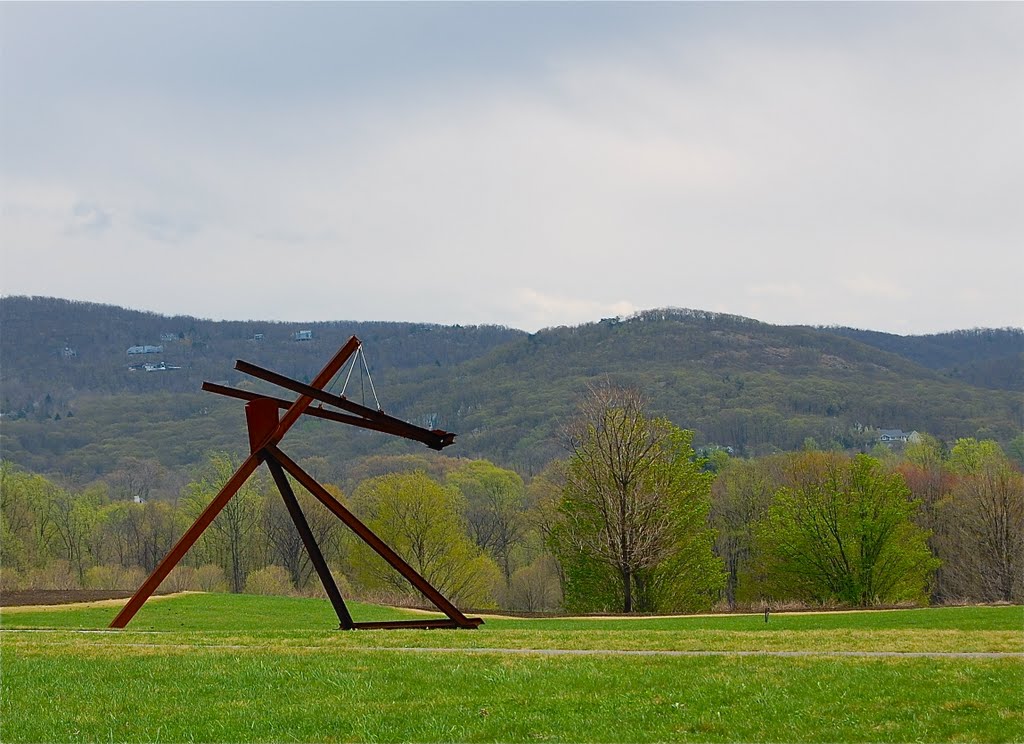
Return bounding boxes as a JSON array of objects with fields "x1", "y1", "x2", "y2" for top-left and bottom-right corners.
[{"x1": 110, "y1": 336, "x2": 482, "y2": 630}]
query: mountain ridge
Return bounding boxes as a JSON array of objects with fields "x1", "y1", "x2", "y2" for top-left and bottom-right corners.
[{"x1": 1, "y1": 296, "x2": 1020, "y2": 479}]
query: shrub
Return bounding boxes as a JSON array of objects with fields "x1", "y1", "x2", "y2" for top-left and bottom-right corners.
[
  {"x1": 195, "y1": 564, "x2": 227, "y2": 592},
  {"x1": 244, "y1": 565, "x2": 294, "y2": 596},
  {"x1": 506, "y1": 555, "x2": 562, "y2": 612},
  {"x1": 119, "y1": 566, "x2": 145, "y2": 590},
  {"x1": 0, "y1": 567, "x2": 23, "y2": 592},
  {"x1": 83, "y1": 565, "x2": 121, "y2": 590},
  {"x1": 25, "y1": 560, "x2": 78, "y2": 590},
  {"x1": 163, "y1": 565, "x2": 199, "y2": 592}
]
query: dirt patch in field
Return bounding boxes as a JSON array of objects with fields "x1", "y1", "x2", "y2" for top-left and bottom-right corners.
[{"x1": 0, "y1": 590, "x2": 173, "y2": 608}]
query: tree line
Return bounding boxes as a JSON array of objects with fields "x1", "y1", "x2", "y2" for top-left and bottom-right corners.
[{"x1": 2, "y1": 386, "x2": 1021, "y2": 611}]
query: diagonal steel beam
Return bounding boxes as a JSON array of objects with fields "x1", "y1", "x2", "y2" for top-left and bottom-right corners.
[
  {"x1": 201, "y1": 382, "x2": 441, "y2": 442},
  {"x1": 266, "y1": 455, "x2": 354, "y2": 630},
  {"x1": 234, "y1": 359, "x2": 455, "y2": 450},
  {"x1": 109, "y1": 337, "x2": 363, "y2": 629},
  {"x1": 266, "y1": 444, "x2": 482, "y2": 629}
]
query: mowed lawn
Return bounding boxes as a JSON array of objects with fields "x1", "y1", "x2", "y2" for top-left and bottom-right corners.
[{"x1": 2, "y1": 595, "x2": 1022, "y2": 743}]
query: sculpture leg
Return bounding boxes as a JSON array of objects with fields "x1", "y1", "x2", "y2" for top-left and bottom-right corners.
[
  {"x1": 267, "y1": 444, "x2": 480, "y2": 628},
  {"x1": 265, "y1": 455, "x2": 355, "y2": 629},
  {"x1": 109, "y1": 453, "x2": 262, "y2": 628}
]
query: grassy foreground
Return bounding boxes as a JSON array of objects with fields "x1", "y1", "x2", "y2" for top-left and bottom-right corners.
[{"x1": 2, "y1": 594, "x2": 1022, "y2": 743}]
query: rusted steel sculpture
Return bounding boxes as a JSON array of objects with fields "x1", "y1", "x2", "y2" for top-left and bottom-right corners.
[{"x1": 109, "y1": 336, "x2": 482, "y2": 630}]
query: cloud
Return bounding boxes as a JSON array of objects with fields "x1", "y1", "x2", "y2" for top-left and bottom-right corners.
[
  {"x1": 1, "y1": 4, "x2": 1022, "y2": 333},
  {"x1": 840, "y1": 275, "x2": 909, "y2": 301},
  {"x1": 66, "y1": 201, "x2": 112, "y2": 236},
  {"x1": 132, "y1": 211, "x2": 201, "y2": 245},
  {"x1": 747, "y1": 283, "x2": 807, "y2": 300}
]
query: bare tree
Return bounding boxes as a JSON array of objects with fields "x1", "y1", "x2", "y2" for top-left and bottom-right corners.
[
  {"x1": 557, "y1": 383, "x2": 719, "y2": 613},
  {"x1": 185, "y1": 453, "x2": 262, "y2": 593},
  {"x1": 107, "y1": 458, "x2": 167, "y2": 503},
  {"x1": 50, "y1": 487, "x2": 96, "y2": 583},
  {"x1": 507, "y1": 555, "x2": 562, "y2": 612},
  {"x1": 261, "y1": 482, "x2": 340, "y2": 589},
  {"x1": 946, "y1": 448, "x2": 1024, "y2": 602}
]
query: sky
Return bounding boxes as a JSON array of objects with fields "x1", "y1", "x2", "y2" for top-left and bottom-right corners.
[{"x1": 2, "y1": 3, "x2": 1022, "y2": 334}]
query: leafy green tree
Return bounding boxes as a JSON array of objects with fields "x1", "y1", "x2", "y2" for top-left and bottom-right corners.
[
  {"x1": 447, "y1": 460, "x2": 526, "y2": 582},
  {"x1": 349, "y1": 471, "x2": 500, "y2": 607},
  {"x1": 554, "y1": 384, "x2": 723, "y2": 613},
  {"x1": 93, "y1": 501, "x2": 130, "y2": 568},
  {"x1": 757, "y1": 452, "x2": 938, "y2": 606},
  {"x1": 896, "y1": 435, "x2": 956, "y2": 601},
  {"x1": 949, "y1": 438, "x2": 1006, "y2": 475},
  {"x1": 94, "y1": 501, "x2": 162, "y2": 570},
  {"x1": 710, "y1": 455, "x2": 784, "y2": 606},
  {"x1": 1, "y1": 462, "x2": 34, "y2": 572},
  {"x1": 0, "y1": 462, "x2": 60, "y2": 571},
  {"x1": 904, "y1": 434, "x2": 948, "y2": 469}
]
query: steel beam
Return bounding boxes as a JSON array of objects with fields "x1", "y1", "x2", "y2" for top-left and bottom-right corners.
[
  {"x1": 234, "y1": 360, "x2": 455, "y2": 450},
  {"x1": 266, "y1": 456, "x2": 355, "y2": 630},
  {"x1": 267, "y1": 444, "x2": 482, "y2": 629},
  {"x1": 201, "y1": 383, "x2": 434, "y2": 442},
  {"x1": 269, "y1": 337, "x2": 362, "y2": 442},
  {"x1": 353, "y1": 619, "x2": 483, "y2": 630}
]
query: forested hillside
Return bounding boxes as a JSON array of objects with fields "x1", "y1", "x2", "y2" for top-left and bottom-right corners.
[
  {"x1": 382, "y1": 310, "x2": 1022, "y2": 470},
  {"x1": 1, "y1": 297, "x2": 1021, "y2": 480},
  {"x1": 824, "y1": 326, "x2": 1024, "y2": 391},
  {"x1": 0, "y1": 296, "x2": 523, "y2": 407}
]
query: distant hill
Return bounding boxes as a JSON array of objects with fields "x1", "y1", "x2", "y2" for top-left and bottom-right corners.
[
  {"x1": 383, "y1": 309, "x2": 1022, "y2": 470},
  {"x1": 0, "y1": 295, "x2": 524, "y2": 410},
  {"x1": 822, "y1": 326, "x2": 1024, "y2": 391},
  {"x1": 1, "y1": 297, "x2": 1020, "y2": 480}
]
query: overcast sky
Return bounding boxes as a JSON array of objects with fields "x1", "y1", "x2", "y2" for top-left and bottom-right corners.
[{"x1": 2, "y1": 3, "x2": 1021, "y2": 334}]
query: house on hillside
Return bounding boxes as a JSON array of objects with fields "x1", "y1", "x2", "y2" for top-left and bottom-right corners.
[
  {"x1": 127, "y1": 361, "x2": 181, "y2": 372},
  {"x1": 293, "y1": 330, "x2": 313, "y2": 341},
  {"x1": 127, "y1": 345, "x2": 163, "y2": 355},
  {"x1": 877, "y1": 429, "x2": 920, "y2": 444}
]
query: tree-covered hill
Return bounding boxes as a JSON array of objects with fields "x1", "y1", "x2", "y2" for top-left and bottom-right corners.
[
  {"x1": 381, "y1": 309, "x2": 1022, "y2": 470},
  {"x1": 0, "y1": 296, "x2": 524, "y2": 411},
  {"x1": 822, "y1": 326, "x2": 1024, "y2": 391},
  {"x1": 1, "y1": 297, "x2": 1020, "y2": 480}
]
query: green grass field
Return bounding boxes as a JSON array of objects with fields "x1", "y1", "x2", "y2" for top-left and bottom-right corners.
[{"x1": 2, "y1": 594, "x2": 1022, "y2": 743}]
